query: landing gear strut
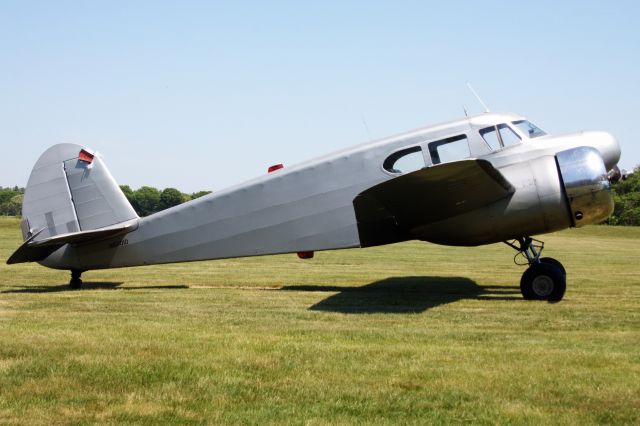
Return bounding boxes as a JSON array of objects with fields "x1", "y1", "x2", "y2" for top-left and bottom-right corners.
[
  {"x1": 505, "y1": 237, "x2": 566, "y2": 302},
  {"x1": 69, "y1": 270, "x2": 83, "y2": 289}
]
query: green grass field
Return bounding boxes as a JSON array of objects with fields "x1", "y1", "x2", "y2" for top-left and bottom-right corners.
[{"x1": 0, "y1": 216, "x2": 638, "y2": 425}]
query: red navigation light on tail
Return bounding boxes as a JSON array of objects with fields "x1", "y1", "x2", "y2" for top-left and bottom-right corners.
[{"x1": 78, "y1": 149, "x2": 94, "y2": 163}]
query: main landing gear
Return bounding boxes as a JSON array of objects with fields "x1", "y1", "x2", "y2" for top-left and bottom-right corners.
[
  {"x1": 69, "y1": 270, "x2": 83, "y2": 289},
  {"x1": 505, "y1": 237, "x2": 566, "y2": 302}
]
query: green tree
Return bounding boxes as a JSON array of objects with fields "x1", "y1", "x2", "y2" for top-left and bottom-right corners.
[
  {"x1": 609, "y1": 167, "x2": 640, "y2": 226},
  {"x1": 191, "y1": 190, "x2": 212, "y2": 199},
  {"x1": 133, "y1": 186, "x2": 161, "y2": 216},
  {"x1": 159, "y1": 188, "x2": 183, "y2": 210},
  {"x1": 119, "y1": 185, "x2": 140, "y2": 214},
  {"x1": 119, "y1": 185, "x2": 134, "y2": 199},
  {"x1": 0, "y1": 187, "x2": 20, "y2": 204},
  {"x1": 1, "y1": 194, "x2": 23, "y2": 216},
  {"x1": 6, "y1": 194, "x2": 24, "y2": 216},
  {"x1": 0, "y1": 187, "x2": 23, "y2": 215}
]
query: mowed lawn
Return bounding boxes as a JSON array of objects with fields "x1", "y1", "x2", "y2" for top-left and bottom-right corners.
[{"x1": 0, "y1": 217, "x2": 638, "y2": 425}]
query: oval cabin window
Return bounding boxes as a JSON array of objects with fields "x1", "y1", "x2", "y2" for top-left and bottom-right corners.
[{"x1": 383, "y1": 146, "x2": 426, "y2": 174}]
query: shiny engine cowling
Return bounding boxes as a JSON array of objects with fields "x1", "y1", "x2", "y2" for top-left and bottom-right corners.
[
  {"x1": 410, "y1": 147, "x2": 614, "y2": 246},
  {"x1": 556, "y1": 147, "x2": 614, "y2": 227}
]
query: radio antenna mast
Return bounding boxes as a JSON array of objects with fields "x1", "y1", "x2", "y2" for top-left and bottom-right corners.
[
  {"x1": 362, "y1": 117, "x2": 372, "y2": 142},
  {"x1": 467, "y1": 83, "x2": 490, "y2": 113}
]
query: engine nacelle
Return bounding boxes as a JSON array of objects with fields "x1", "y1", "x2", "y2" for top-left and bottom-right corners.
[
  {"x1": 556, "y1": 147, "x2": 614, "y2": 227},
  {"x1": 411, "y1": 148, "x2": 614, "y2": 246}
]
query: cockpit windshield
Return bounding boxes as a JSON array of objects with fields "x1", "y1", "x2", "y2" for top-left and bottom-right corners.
[{"x1": 512, "y1": 120, "x2": 547, "y2": 138}]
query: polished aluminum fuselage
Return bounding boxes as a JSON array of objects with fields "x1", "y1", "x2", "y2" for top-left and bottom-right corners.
[{"x1": 41, "y1": 112, "x2": 620, "y2": 270}]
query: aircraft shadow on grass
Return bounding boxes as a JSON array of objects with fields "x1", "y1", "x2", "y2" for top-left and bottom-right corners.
[
  {"x1": 1, "y1": 283, "x2": 189, "y2": 293},
  {"x1": 1, "y1": 277, "x2": 520, "y2": 314},
  {"x1": 281, "y1": 276, "x2": 521, "y2": 314}
]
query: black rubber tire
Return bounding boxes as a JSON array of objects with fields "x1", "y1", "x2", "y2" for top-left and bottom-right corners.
[
  {"x1": 69, "y1": 278, "x2": 82, "y2": 290},
  {"x1": 520, "y1": 262, "x2": 566, "y2": 302},
  {"x1": 539, "y1": 257, "x2": 566, "y2": 276}
]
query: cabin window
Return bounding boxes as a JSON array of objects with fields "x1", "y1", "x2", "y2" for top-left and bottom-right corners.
[
  {"x1": 480, "y1": 127, "x2": 502, "y2": 150},
  {"x1": 428, "y1": 135, "x2": 470, "y2": 165},
  {"x1": 480, "y1": 124, "x2": 522, "y2": 150},
  {"x1": 512, "y1": 120, "x2": 547, "y2": 138},
  {"x1": 383, "y1": 146, "x2": 425, "y2": 174}
]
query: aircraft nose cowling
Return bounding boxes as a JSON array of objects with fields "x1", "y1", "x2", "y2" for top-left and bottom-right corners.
[
  {"x1": 556, "y1": 146, "x2": 614, "y2": 227},
  {"x1": 581, "y1": 131, "x2": 621, "y2": 171}
]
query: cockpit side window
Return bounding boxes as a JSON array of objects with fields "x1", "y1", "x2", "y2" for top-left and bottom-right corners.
[
  {"x1": 512, "y1": 120, "x2": 547, "y2": 138},
  {"x1": 428, "y1": 134, "x2": 470, "y2": 165},
  {"x1": 500, "y1": 125, "x2": 521, "y2": 146},
  {"x1": 480, "y1": 126, "x2": 502, "y2": 150},
  {"x1": 383, "y1": 146, "x2": 425, "y2": 174},
  {"x1": 480, "y1": 124, "x2": 522, "y2": 150}
]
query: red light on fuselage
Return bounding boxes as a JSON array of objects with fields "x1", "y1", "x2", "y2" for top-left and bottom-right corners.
[
  {"x1": 266, "y1": 163, "x2": 313, "y2": 260},
  {"x1": 297, "y1": 251, "x2": 314, "y2": 259},
  {"x1": 268, "y1": 164, "x2": 284, "y2": 173}
]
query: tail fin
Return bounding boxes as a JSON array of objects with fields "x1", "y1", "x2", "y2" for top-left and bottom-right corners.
[{"x1": 8, "y1": 143, "x2": 138, "y2": 264}]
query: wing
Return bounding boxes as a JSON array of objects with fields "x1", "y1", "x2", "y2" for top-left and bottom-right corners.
[{"x1": 353, "y1": 159, "x2": 514, "y2": 247}]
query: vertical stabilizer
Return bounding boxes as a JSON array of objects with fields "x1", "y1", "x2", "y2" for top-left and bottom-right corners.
[{"x1": 21, "y1": 143, "x2": 138, "y2": 242}]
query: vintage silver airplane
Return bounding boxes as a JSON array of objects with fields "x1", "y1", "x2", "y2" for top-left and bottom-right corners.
[{"x1": 8, "y1": 112, "x2": 621, "y2": 301}]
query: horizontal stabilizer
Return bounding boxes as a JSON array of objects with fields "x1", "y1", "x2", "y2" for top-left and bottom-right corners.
[
  {"x1": 7, "y1": 220, "x2": 137, "y2": 264},
  {"x1": 353, "y1": 159, "x2": 514, "y2": 247}
]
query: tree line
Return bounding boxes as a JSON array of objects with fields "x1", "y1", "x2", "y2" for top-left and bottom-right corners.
[
  {"x1": 0, "y1": 186, "x2": 24, "y2": 216},
  {"x1": 607, "y1": 166, "x2": 640, "y2": 226},
  {"x1": 118, "y1": 186, "x2": 211, "y2": 216},
  {"x1": 0, "y1": 185, "x2": 211, "y2": 218},
  {"x1": 1, "y1": 168, "x2": 639, "y2": 224}
]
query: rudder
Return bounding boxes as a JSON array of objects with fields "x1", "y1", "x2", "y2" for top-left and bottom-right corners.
[{"x1": 20, "y1": 143, "x2": 138, "y2": 242}]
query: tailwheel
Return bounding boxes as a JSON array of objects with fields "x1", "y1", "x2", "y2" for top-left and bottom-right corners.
[
  {"x1": 505, "y1": 237, "x2": 567, "y2": 302},
  {"x1": 69, "y1": 270, "x2": 83, "y2": 289}
]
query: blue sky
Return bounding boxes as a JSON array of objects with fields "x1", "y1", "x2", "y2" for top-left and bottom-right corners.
[{"x1": 1, "y1": 1, "x2": 639, "y2": 192}]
